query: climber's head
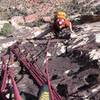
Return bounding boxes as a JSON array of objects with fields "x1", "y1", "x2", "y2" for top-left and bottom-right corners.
[{"x1": 54, "y1": 11, "x2": 66, "y2": 19}]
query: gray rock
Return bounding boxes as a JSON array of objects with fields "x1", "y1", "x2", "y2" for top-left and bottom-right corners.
[{"x1": 95, "y1": 33, "x2": 100, "y2": 43}]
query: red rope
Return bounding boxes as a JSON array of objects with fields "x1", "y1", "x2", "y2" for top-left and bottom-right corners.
[
  {"x1": 10, "y1": 43, "x2": 62, "y2": 100},
  {"x1": 8, "y1": 68, "x2": 22, "y2": 100},
  {"x1": 44, "y1": 40, "x2": 54, "y2": 100},
  {"x1": 0, "y1": 55, "x2": 8, "y2": 92},
  {"x1": 0, "y1": 52, "x2": 22, "y2": 100},
  {"x1": 8, "y1": 52, "x2": 22, "y2": 100},
  {"x1": 10, "y1": 46, "x2": 46, "y2": 86}
]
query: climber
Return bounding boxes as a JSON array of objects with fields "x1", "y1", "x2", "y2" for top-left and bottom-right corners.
[{"x1": 53, "y1": 11, "x2": 77, "y2": 39}]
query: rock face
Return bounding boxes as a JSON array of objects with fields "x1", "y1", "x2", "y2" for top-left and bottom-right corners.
[
  {"x1": 10, "y1": 16, "x2": 25, "y2": 29},
  {"x1": 0, "y1": 0, "x2": 100, "y2": 100},
  {"x1": 95, "y1": 33, "x2": 100, "y2": 43},
  {"x1": 24, "y1": 14, "x2": 38, "y2": 23},
  {"x1": 0, "y1": 19, "x2": 100, "y2": 99}
]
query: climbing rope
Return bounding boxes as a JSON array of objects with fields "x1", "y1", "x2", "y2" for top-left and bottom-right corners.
[
  {"x1": 0, "y1": 51, "x2": 22, "y2": 100},
  {"x1": 0, "y1": 40, "x2": 62, "y2": 100},
  {"x1": 10, "y1": 42, "x2": 62, "y2": 100},
  {"x1": 43, "y1": 39, "x2": 54, "y2": 100}
]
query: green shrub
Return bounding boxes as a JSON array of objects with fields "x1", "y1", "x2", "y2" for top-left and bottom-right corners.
[{"x1": 0, "y1": 23, "x2": 14, "y2": 36}]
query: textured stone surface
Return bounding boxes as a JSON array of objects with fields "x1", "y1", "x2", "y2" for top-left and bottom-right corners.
[{"x1": 0, "y1": 0, "x2": 100, "y2": 99}]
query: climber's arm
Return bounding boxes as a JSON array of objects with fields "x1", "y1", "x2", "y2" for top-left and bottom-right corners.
[
  {"x1": 65, "y1": 19, "x2": 74, "y2": 33},
  {"x1": 69, "y1": 22, "x2": 74, "y2": 33}
]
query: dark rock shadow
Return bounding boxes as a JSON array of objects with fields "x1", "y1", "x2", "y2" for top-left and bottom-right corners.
[{"x1": 20, "y1": 91, "x2": 37, "y2": 100}]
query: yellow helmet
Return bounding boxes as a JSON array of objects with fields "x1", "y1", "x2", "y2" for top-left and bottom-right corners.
[{"x1": 55, "y1": 11, "x2": 66, "y2": 19}]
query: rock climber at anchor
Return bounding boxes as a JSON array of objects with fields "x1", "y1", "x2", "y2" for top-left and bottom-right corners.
[{"x1": 52, "y1": 11, "x2": 77, "y2": 39}]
